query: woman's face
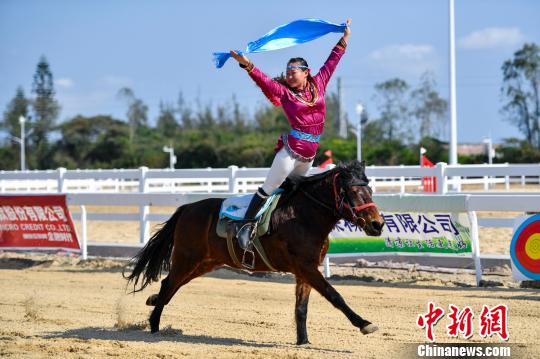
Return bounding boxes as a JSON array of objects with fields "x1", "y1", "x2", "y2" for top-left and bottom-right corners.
[{"x1": 286, "y1": 62, "x2": 309, "y2": 89}]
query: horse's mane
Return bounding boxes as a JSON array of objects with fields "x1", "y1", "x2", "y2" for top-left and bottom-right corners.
[{"x1": 280, "y1": 160, "x2": 368, "y2": 195}]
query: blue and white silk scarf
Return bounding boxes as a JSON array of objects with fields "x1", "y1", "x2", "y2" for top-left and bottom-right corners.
[{"x1": 213, "y1": 18, "x2": 346, "y2": 68}]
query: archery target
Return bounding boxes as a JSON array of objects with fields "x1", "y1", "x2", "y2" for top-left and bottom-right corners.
[{"x1": 511, "y1": 214, "x2": 540, "y2": 280}]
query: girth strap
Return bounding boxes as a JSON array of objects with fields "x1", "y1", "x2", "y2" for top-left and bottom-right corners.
[
  {"x1": 252, "y1": 236, "x2": 277, "y2": 272},
  {"x1": 225, "y1": 221, "x2": 277, "y2": 272},
  {"x1": 226, "y1": 226, "x2": 243, "y2": 268}
]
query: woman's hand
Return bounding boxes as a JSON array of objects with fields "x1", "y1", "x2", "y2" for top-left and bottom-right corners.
[
  {"x1": 343, "y1": 18, "x2": 351, "y2": 40},
  {"x1": 229, "y1": 50, "x2": 251, "y2": 67}
]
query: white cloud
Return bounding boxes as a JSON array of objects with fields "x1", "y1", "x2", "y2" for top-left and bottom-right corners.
[
  {"x1": 100, "y1": 75, "x2": 133, "y2": 88},
  {"x1": 459, "y1": 27, "x2": 524, "y2": 50},
  {"x1": 368, "y1": 44, "x2": 438, "y2": 77},
  {"x1": 55, "y1": 78, "x2": 74, "y2": 88}
]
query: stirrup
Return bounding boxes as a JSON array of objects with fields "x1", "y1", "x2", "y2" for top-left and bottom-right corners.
[{"x1": 241, "y1": 245, "x2": 256, "y2": 269}]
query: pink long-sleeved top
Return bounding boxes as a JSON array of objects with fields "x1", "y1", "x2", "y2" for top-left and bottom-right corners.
[{"x1": 248, "y1": 45, "x2": 346, "y2": 162}]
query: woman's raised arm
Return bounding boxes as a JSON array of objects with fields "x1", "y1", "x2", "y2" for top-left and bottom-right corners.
[
  {"x1": 315, "y1": 19, "x2": 351, "y2": 90},
  {"x1": 230, "y1": 50, "x2": 285, "y2": 103}
]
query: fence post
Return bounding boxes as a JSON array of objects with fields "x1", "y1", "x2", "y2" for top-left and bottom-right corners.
[
  {"x1": 399, "y1": 164, "x2": 405, "y2": 193},
  {"x1": 228, "y1": 165, "x2": 239, "y2": 193},
  {"x1": 467, "y1": 209, "x2": 482, "y2": 286},
  {"x1": 435, "y1": 162, "x2": 447, "y2": 194},
  {"x1": 139, "y1": 166, "x2": 149, "y2": 243},
  {"x1": 323, "y1": 255, "x2": 331, "y2": 278},
  {"x1": 80, "y1": 205, "x2": 88, "y2": 260},
  {"x1": 57, "y1": 167, "x2": 66, "y2": 193},
  {"x1": 504, "y1": 162, "x2": 510, "y2": 191}
]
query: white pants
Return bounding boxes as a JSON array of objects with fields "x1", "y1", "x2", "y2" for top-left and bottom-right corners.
[{"x1": 261, "y1": 148, "x2": 313, "y2": 195}]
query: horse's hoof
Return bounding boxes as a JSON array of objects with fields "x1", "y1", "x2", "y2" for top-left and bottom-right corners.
[
  {"x1": 296, "y1": 339, "x2": 311, "y2": 345},
  {"x1": 146, "y1": 294, "x2": 158, "y2": 306},
  {"x1": 360, "y1": 323, "x2": 379, "y2": 335}
]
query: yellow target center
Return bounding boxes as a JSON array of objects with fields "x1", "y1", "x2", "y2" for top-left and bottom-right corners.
[{"x1": 525, "y1": 233, "x2": 540, "y2": 260}]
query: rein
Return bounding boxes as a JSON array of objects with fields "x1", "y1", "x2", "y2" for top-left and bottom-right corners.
[{"x1": 299, "y1": 171, "x2": 377, "y2": 228}]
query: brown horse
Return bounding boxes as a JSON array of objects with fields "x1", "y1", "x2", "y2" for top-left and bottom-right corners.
[{"x1": 125, "y1": 160, "x2": 385, "y2": 345}]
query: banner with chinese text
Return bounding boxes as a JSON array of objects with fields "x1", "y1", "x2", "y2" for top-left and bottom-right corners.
[
  {"x1": 328, "y1": 212, "x2": 472, "y2": 255},
  {"x1": 0, "y1": 195, "x2": 80, "y2": 251}
]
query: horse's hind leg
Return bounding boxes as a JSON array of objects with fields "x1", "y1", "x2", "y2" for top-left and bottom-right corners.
[
  {"x1": 148, "y1": 256, "x2": 200, "y2": 333},
  {"x1": 149, "y1": 260, "x2": 216, "y2": 333}
]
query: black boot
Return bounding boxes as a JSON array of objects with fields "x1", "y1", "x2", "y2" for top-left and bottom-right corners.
[{"x1": 237, "y1": 188, "x2": 269, "y2": 250}]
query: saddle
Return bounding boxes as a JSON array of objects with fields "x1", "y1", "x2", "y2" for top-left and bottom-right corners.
[{"x1": 217, "y1": 191, "x2": 283, "y2": 271}]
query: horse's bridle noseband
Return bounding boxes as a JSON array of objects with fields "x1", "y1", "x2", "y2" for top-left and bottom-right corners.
[{"x1": 299, "y1": 171, "x2": 377, "y2": 229}]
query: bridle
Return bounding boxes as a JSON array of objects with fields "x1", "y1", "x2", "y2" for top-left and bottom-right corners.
[{"x1": 299, "y1": 171, "x2": 377, "y2": 228}]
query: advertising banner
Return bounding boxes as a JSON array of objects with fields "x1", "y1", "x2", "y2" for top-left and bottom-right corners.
[
  {"x1": 0, "y1": 195, "x2": 80, "y2": 252},
  {"x1": 328, "y1": 212, "x2": 472, "y2": 255}
]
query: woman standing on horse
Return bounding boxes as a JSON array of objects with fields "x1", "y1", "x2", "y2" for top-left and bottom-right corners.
[{"x1": 230, "y1": 19, "x2": 352, "y2": 249}]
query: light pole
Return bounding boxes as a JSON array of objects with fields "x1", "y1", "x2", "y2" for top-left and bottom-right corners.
[
  {"x1": 162, "y1": 146, "x2": 177, "y2": 169},
  {"x1": 448, "y1": 0, "x2": 458, "y2": 166},
  {"x1": 483, "y1": 137, "x2": 493, "y2": 165},
  {"x1": 355, "y1": 102, "x2": 364, "y2": 162},
  {"x1": 19, "y1": 116, "x2": 26, "y2": 171},
  {"x1": 10, "y1": 116, "x2": 27, "y2": 171}
]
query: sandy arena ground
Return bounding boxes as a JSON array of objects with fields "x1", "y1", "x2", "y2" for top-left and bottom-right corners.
[{"x1": 0, "y1": 252, "x2": 539, "y2": 358}]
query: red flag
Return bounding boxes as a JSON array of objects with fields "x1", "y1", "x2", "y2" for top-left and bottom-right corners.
[
  {"x1": 319, "y1": 150, "x2": 333, "y2": 168},
  {"x1": 421, "y1": 155, "x2": 437, "y2": 192},
  {"x1": 421, "y1": 155, "x2": 434, "y2": 167}
]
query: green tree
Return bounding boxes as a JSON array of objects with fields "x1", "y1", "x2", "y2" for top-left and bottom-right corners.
[
  {"x1": 53, "y1": 115, "x2": 131, "y2": 168},
  {"x1": 2, "y1": 87, "x2": 30, "y2": 138},
  {"x1": 254, "y1": 103, "x2": 289, "y2": 136},
  {"x1": 230, "y1": 94, "x2": 250, "y2": 134},
  {"x1": 156, "y1": 101, "x2": 178, "y2": 138},
  {"x1": 1, "y1": 87, "x2": 30, "y2": 170},
  {"x1": 501, "y1": 43, "x2": 540, "y2": 149},
  {"x1": 410, "y1": 72, "x2": 448, "y2": 140},
  {"x1": 31, "y1": 56, "x2": 61, "y2": 169},
  {"x1": 373, "y1": 78, "x2": 410, "y2": 141},
  {"x1": 117, "y1": 87, "x2": 148, "y2": 142},
  {"x1": 177, "y1": 91, "x2": 194, "y2": 129}
]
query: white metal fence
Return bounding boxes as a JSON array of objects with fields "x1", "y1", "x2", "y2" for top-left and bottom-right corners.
[
  {"x1": 1, "y1": 163, "x2": 539, "y2": 194},
  {"x1": 51, "y1": 191, "x2": 540, "y2": 286}
]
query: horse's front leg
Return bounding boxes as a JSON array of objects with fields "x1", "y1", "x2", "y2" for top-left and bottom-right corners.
[
  {"x1": 298, "y1": 265, "x2": 378, "y2": 335},
  {"x1": 294, "y1": 277, "x2": 312, "y2": 345}
]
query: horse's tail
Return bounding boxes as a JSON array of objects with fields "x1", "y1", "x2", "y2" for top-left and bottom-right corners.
[{"x1": 124, "y1": 205, "x2": 185, "y2": 293}]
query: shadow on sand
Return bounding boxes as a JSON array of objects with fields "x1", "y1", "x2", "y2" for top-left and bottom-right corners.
[{"x1": 43, "y1": 326, "x2": 353, "y2": 354}]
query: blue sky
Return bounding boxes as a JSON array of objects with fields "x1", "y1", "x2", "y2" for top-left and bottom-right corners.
[{"x1": 1, "y1": 0, "x2": 539, "y2": 144}]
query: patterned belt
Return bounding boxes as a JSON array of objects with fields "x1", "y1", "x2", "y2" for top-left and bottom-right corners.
[{"x1": 289, "y1": 129, "x2": 321, "y2": 143}]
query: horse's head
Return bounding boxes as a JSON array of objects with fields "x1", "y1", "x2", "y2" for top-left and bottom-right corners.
[{"x1": 334, "y1": 161, "x2": 385, "y2": 236}]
